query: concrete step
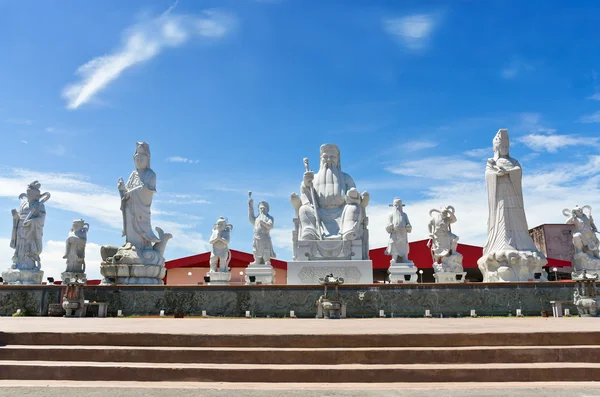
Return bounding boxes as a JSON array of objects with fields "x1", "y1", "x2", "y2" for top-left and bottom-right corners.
[
  {"x1": 3, "y1": 331, "x2": 600, "y2": 348},
  {"x1": 2, "y1": 361, "x2": 600, "y2": 383},
  {"x1": 2, "y1": 345, "x2": 600, "y2": 365}
]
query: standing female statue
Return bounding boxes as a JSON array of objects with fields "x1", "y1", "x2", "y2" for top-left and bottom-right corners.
[{"x1": 477, "y1": 129, "x2": 547, "y2": 282}]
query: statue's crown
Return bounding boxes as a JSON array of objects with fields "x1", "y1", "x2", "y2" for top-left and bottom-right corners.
[
  {"x1": 493, "y1": 129, "x2": 509, "y2": 145},
  {"x1": 27, "y1": 180, "x2": 41, "y2": 190},
  {"x1": 135, "y1": 142, "x2": 151, "y2": 156}
]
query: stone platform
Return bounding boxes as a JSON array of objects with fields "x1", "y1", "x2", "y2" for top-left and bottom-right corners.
[
  {"x1": 0, "y1": 282, "x2": 580, "y2": 317},
  {"x1": 287, "y1": 260, "x2": 373, "y2": 284}
]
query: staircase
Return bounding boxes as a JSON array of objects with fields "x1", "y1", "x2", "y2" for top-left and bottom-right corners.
[{"x1": 2, "y1": 330, "x2": 600, "y2": 382}]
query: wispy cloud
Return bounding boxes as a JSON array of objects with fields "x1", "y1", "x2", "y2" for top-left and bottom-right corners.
[
  {"x1": 4, "y1": 118, "x2": 33, "y2": 126},
  {"x1": 386, "y1": 157, "x2": 481, "y2": 180},
  {"x1": 517, "y1": 133, "x2": 598, "y2": 153},
  {"x1": 501, "y1": 58, "x2": 536, "y2": 80},
  {"x1": 20, "y1": 140, "x2": 28, "y2": 145},
  {"x1": 383, "y1": 13, "x2": 439, "y2": 51},
  {"x1": 46, "y1": 144, "x2": 67, "y2": 157},
  {"x1": 166, "y1": 156, "x2": 199, "y2": 164},
  {"x1": 463, "y1": 148, "x2": 488, "y2": 158},
  {"x1": 581, "y1": 111, "x2": 600, "y2": 123},
  {"x1": 587, "y1": 93, "x2": 600, "y2": 101},
  {"x1": 400, "y1": 140, "x2": 438, "y2": 151},
  {"x1": 62, "y1": 9, "x2": 236, "y2": 109}
]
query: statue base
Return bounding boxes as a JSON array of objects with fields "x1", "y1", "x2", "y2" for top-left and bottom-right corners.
[
  {"x1": 245, "y1": 264, "x2": 275, "y2": 285},
  {"x1": 295, "y1": 240, "x2": 366, "y2": 261},
  {"x1": 477, "y1": 250, "x2": 548, "y2": 282},
  {"x1": 206, "y1": 270, "x2": 231, "y2": 285},
  {"x1": 388, "y1": 262, "x2": 418, "y2": 284},
  {"x1": 434, "y1": 272, "x2": 467, "y2": 283},
  {"x1": 100, "y1": 262, "x2": 165, "y2": 285},
  {"x1": 1, "y1": 267, "x2": 44, "y2": 285},
  {"x1": 287, "y1": 260, "x2": 373, "y2": 285},
  {"x1": 573, "y1": 252, "x2": 600, "y2": 277},
  {"x1": 61, "y1": 272, "x2": 87, "y2": 284}
]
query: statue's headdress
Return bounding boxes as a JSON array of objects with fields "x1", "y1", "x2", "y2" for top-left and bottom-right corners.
[
  {"x1": 135, "y1": 142, "x2": 151, "y2": 157},
  {"x1": 493, "y1": 129, "x2": 510, "y2": 151},
  {"x1": 27, "y1": 180, "x2": 41, "y2": 191},
  {"x1": 319, "y1": 143, "x2": 341, "y2": 167},
  {"x1": 392, "y1": 197, "x2": 405, "y2": 207}
]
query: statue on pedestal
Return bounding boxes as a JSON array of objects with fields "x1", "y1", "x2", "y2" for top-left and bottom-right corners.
[
  {"x1": 564, "y1": 205, "x2": 600, "y2": 275},
  {"x1": 428, "y1": 206, "x2": 465, "y2": 282},
  {"x1": 209, "y1": 217, "x2": 232, "y2": 273},
  {"x1": 61, "y1": 219, "x2": 89, "y2": 284},
  {"x1": 248, "y1": 192, "x2": 275, "y2": 266},
  {"x1": 2, "y1": 181, "x2": 49, "y2": 284},
  {"x1": 100, "y1": 142, "x2": 172, "y2": 285},
  {"x1": 385, "y1": 198, "x2": 412, "y2": 265},
  {"x1": 385, "y1": 198, "x2": 418, "y2": 283},
  {"x1": 477, "y1": 129, "x2": 547, "y2": 282}
]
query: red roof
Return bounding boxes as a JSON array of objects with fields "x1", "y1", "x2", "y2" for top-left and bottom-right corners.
[
  {"x1": 166, "y1": 249, "x2": 289, "y2": 270},
  {"x1": 166, "y1": 241, "x2": 572, "y2": 271}
]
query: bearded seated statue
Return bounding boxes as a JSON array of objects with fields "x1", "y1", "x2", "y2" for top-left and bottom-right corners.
[{"x1": 290, "y1": 144, "x2": 370, "y2": 261}]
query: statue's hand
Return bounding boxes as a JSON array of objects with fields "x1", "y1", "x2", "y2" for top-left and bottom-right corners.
[
  {"x1": 496, "y1": 168, "x2": 507, "y2": 176},
  {"x1": 117, "y1": 178, "x2": 125, "y2": 191},
  {"x1": 303, "y1": 171, "x2": 314, "y2": 184},
  {"x1": 248, "y1": 198, "x2": 254, "y2": 207},
  {"x1": 62, "y1": 254, "x2": 68, "y2": 259}
]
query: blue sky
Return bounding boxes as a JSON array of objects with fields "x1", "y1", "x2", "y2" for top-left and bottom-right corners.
[{"x1": 2, "y1": 0, "x2": 600, "y2": 280}]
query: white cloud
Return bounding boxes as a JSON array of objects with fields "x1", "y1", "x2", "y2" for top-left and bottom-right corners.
[
  {"x1": 166, "y1": 156, "x2": 199, "y2": 164},
  {"x1": 400, "y1": 140, "x2": 438, "y2": 151},
  {"x1": 501, "y1": 59, "x2": 536, "y2": 79},
  {"x1": 4, "y1": 119, "x2": 33, "y2": 126},
  {"x1": 517, "y1": 133, "x2": 598, "y2": 153},
  {"x1": 62, "y1": 9, "x2": 236, "y2": 109},
  {"x1": 581, "y1": 111, "x2": 600, "y2": 123},
  {"x1": 383, "y1": 14, "x2": 438, "y2": 50},
  {"x1": 45, "y1": 127, "x2": 56, "y2": 133},
  {"x1": 20, "y1": 140, "x2": 28, "y2": 145},
  {"x1": 386, "y1": 157, "x2": 481, "y2": 180}
]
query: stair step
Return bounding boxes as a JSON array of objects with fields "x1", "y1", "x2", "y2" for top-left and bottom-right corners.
[
  {"x1": 2, "y1": 361, "x2": 600, "y2": 383},
  {"x1": 4, "y1": 331, "x2": 600, "y2": 348},
  {"x1": 2, "y1": 345, "x2": 600, "y2": 364}
]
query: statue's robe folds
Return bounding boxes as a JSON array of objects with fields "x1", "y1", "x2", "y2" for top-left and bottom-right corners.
[
  {"x1": 13, "y1": 201, "x2": 45, "y2": 269},
  {"x1": 430, "y1": 213, "x2": 458, "y2": 258},
  {"x1": 122, "y1": 169, "x2": 160, "y2": 250},
  {"x1": 482, "y1": 157, "x2": 538, "y2": 255},
  {"x1": 385, "y1": 210, "x2": 410, "y2": 261},
  {"x1": 299, "y1": 171, "x2": 355, "y2": 240}
]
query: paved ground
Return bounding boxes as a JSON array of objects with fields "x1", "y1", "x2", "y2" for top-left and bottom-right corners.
[
  {"x1": 1, "y1": 317, "x2": 597, "y2": 335},
  {"x1": 0, "y1": 382, "x2": 600, "y2": 396}
]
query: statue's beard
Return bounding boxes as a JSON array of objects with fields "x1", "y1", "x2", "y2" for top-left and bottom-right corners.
[{"x1": 317, "y1": 162, "x2": 342, "y2": 199}]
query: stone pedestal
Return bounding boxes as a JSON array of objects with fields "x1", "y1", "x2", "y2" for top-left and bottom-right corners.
[
  {"x1": 1, "y1": 268, "x2": 44, "y2": 285},
  {"x1": 388, "y1": 262, "x2": 418, "y2": 284},
  {"x1": 287, "y1": 260, "x2": 373, "y2": 285},
  {"x1": 434, "y1": 272, "x2": 467, "y2": 283},
  {"x1": 101, "y1": 263, "x2": 166, "y2": 285},
  {"x1": 478, "y1": 251, "x2": 548, "y2": 282},
  {"x1": 572, "y1": 252, "x2": 600, "y2": 277},
  {"x1": 206, "y1": 270, "x2": 231, "y2": 285},
  {"x1": 245, "y1": 265, "x2": 275, "y2": 285},
  {"x1": 61, "y1": 272, "x2": 87, "y2": 284}
]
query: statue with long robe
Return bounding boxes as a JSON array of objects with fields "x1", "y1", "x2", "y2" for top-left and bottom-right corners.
[
  {"x1": 477, "y1": 129, "x2": 547, "y2": 282},
  {"x1": 385, "y1": 198, "x2": 412, "y2": 264},
  {"x1": 248, "y1": 197, "x2": 276, "y2": 266},
  {"x1": 63, "y1": 219, "x2": 89, "y2": 273},
  {"x1": 118, "y1": 142, "x2": 160, "y2": 251}
]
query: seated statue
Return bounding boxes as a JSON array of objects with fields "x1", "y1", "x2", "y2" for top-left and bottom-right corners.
[
  {"x1": 290, "y1": 144, "x2": 370, "y2": 261},
  {"x1": 564, "y1": 205, "x2": 600, "y2": 274}
]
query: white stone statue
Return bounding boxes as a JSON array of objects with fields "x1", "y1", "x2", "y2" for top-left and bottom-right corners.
[
  {"x1": 209, "y1": 217, "x2": 232, "y2": 273},
  {"x1": 385, "y1": 198, "x2": 412, "y2": 264},
  {"x1": 248, "y1": 193, "x2": 275, "y2": 266},
  {"x1": 564, "y1": 205, "x2": 600, "y2": 275},
  {"x1": 428, "y1": 206, "x2": 465, "y2": 282},
  {"x1": 477, "y1": 129, "x2": 547, "y2": 282},
  {"x1": 291, "y1": 144, "x2": 370, "y2": 242},
  {"x1": 61, "y1": 219, "x2": 89, "y2": 284},
  {"x1": 2, "y1": 181, "x2": 49, "y2": 284},
  {"x1": 100, "y1": 142, "x2": 172, "y2": 285}
]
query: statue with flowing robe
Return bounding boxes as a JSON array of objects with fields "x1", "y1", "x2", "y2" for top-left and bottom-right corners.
[
  {"x1": 63, "y1": 219, "x2": 89, "y2": 273},
  {"x1": 477, "y1": 129, "x2": 547, "y2": 282},
  {"x1": 385, "y1": 198, "x2": 412, "y2": 264}
]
